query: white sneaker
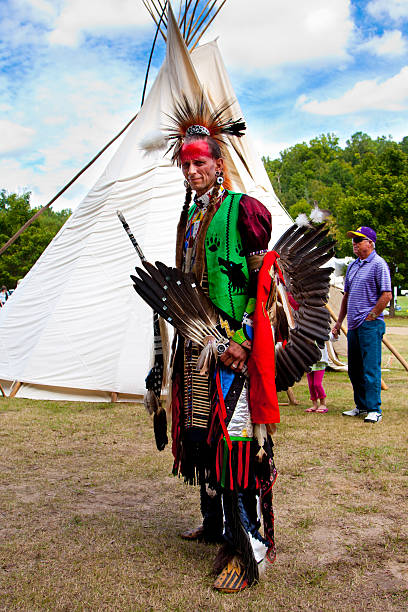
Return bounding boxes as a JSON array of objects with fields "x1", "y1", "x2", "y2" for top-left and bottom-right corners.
[
  {"x1": 364, "y1": 412, "x2": 382, "y2": 423},
  {"x1": 342, "y1": 407, "x2": 367, "y2": 417}
]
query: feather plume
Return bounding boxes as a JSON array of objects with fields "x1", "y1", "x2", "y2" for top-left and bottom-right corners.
[
  {"x1": 310, "y1": 205, "x2": 325, "y2": 224},
  {"x1": 295, "y1": 213, "x2": 310, "y2": 227},
  {"x1": 164, "y1": 93, "x2": 246, "y2": 163},
  {"x1": 140, "y1": 130, "x2": 167, "y2": 153}
]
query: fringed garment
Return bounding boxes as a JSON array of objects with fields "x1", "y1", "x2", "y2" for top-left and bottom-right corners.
[{"x1": 171, "y1": 187, "x2": 278, "y2": 584}]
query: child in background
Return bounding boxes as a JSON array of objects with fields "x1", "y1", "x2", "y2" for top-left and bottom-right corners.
[{"x1": 305, "y1": 343, "x2": 329, "y2": 413}]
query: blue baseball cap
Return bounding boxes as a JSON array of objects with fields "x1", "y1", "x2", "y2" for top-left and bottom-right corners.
[{"x1": 346, "y1": 226, "x2": 376, "y2": 242}]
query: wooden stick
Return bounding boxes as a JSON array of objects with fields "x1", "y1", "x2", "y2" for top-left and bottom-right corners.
[
  {"x1": 180, "y1": 0, "x2": 193, "y2": 38},
  {"x1": 143, "y1": 1, "x2": 167, "y2": 40},
  {"x1": 190, "y1": 0, "x2": 227, "y2": 50},
  {"x1": 111, "y1": 392, "x2": 118, "y2": 403},
  {"x1": 0, "y1": 383, "x2": 6, "y2": 397},
  {"x1": 382, "y1": 335, "x2": 408, "y2": 372},
  {"x1": 0, "y1": 111, "x2": 139, "y2": 256},
  {"x1": 9, "y1": 381, "x2": 22, "y2": 398},
  {"x1": 152, "y1": 0, "x2": 168, "y2": 28},
  {"x1": 141, "y1": 0, "x2": 168, "y2": 106},
  {"x1": 185, "y1": 0, "x2": 200, "y2": 41},
  {"x1": 185, "y1": 0, "x2": 213, "y2": 46},
  {"x1": 187, "y1": 1, "x2": 215, "y2": 47}
]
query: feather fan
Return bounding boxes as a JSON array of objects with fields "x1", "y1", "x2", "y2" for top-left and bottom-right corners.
[
  {"x1": 271, "y1": 223, "x2": 335, "y2": 391},
  {"x1": 131, "y1": 224, "x2": 335, "y2": 392}
]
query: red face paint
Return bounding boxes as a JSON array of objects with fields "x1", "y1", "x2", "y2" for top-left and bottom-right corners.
[{"x1": 179, "y1": 140, "x2": 213, "y2": 163}]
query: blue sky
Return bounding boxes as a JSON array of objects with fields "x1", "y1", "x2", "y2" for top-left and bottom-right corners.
[{"x1": 1, "y1": 0, "x2": 408, "y2": 211}]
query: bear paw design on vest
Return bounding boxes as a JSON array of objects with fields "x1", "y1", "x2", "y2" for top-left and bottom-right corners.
[
  {"x1": 235, "y1": 243, "x2": 244, "y2": 257},
  {"x1": 218, "y1": 257, "x2": 247, "y2": 292},
  {"x1": 207, "y1": 235, "x2": 221, "y2": 252}
]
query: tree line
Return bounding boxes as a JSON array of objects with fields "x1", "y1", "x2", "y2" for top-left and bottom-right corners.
[
  {"x1": 263, "y1": 132, "x2": 408, "y2": 291},
  {"x1": 0, "y1": 190, "x2": 71, "y2": 288}
]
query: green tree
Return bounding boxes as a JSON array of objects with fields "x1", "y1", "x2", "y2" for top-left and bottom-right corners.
[
  {"x1": 0, "y1": 191, "x2": 71, "y2": 288},
  {"x1": 263, "y1": 132, "x2": 408, "y2": 297},
  {"x1": 332, "y1": 143, "x2": 408, "y2": 297}
]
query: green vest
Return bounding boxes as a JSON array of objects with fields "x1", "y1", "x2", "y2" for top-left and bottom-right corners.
[{"x1": 204, "y1": 192, "x2": 249, "y2": 323}]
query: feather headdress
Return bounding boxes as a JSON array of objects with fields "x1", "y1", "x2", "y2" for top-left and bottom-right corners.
[{"x1": 164, "y1": 93, "x2": 246, "y2": 163}]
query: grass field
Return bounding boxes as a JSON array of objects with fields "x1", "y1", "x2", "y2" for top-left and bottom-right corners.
[{"x1": 0, "y1": 330, "x2": 407, "y2": 611}]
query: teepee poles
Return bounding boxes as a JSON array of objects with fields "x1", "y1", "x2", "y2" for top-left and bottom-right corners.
[
  {"x1": 186, "y1": 0, "x2": 214, "y2": 47},
  {"x1": 184, "y1": 1, "x2": 200, "y2": 41},
  {"x1": 141, "y1": 1, "x2": 168, "y2": 106},
  {"x1": 179, "y1": 0, "x2": 193, "y2": 38},
  {"x1": 190, "y1": 1, "x2": 227, "y2": 49},
  {"x1": 143, "y1": 0, "x2": 167, "y2": 40}
]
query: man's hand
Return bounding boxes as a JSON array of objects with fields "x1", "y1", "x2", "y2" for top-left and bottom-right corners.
[
  {"x1": 331, "y1": 322, "x2": 341, "y2": 338},
  {"x1": 365, "y1": 311, "x2": 377, "y2": 321},
  {"x1": 219, "y1": 339, "x2": 248, "y2": 372}
]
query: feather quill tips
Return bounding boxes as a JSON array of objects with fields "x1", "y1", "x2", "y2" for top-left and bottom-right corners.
[
  {"x1": 196, "y1": 336, "x2": 219, "y2": 375},
  {"x1": 144, "y1": 389, "x2": 168, "y2": 452}
]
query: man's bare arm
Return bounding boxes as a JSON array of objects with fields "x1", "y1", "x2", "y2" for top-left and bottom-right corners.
[{"x1": 331, "y1": 291, "x2": 348, "y2": 337}]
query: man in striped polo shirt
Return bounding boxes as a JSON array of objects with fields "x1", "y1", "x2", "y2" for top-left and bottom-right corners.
[{"x1": 332, "y1": 226, "x2": 392, "y2": 423}]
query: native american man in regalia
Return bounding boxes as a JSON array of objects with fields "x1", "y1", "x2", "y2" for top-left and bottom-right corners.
[
  {"x1": 131, "y1": 96, "x2": 334, "y2": 592},
  {"x1": 164, "y1": 97, "x2": 279, "y2": 592}
]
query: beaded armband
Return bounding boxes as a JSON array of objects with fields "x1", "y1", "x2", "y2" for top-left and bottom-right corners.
[{"x1": 247, "y1": 249, "x2": 268, "y2": 273}]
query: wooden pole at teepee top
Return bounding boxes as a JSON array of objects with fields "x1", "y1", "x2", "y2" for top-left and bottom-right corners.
[
  {"x1": 185, "y1": 0, "x2": 200, "y2": 41},
  {"x1": 190, "y1": 0, "x2": 227, "y2": 49},
  {"x1": 185, "y1": 0, "x2": 213, "y2": 46},
  {"x1": 151, "y1": 0, "x2": 168, "y2": 28},
  {"x1": 143, "y1": 0, "x2": 167, "y2": 40},
  {"x1": 180, "y1": 0, "x2": 193, "y2": 37}
]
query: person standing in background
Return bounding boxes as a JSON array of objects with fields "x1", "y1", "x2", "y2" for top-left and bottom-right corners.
[{"x1": 332, "y1": 226, "x2": 392, "y2": 423}]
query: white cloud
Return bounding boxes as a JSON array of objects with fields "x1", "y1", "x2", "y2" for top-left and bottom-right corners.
[
  {"x1": 298, "y1": 66, "x2": 408, "y2": 115},
  {"x1": 205, "y1": 0, "x2": 354, "y2": 70},
  {"x1": 0, "y1": 120, "x2": 35, "y2": 154},
  {"x1": 367, "y1": 0, "x2": 408, "y2": 21},
  {"x1": 49, "y1": 0, "x2": 152, "y2": 46},
  {"x1": 359, "y1": 30, "x2": 407, "y2": 56},
  {"x1": 25, "y1": 0, "x2": 55, "y2": 16},
  {"x1": 252, "y1": 134, "x2": 293, "y2": 160}
]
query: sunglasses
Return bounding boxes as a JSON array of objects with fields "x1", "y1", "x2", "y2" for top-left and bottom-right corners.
[{"x1": 352, "y1": 237, "x2": 368, "y2": 244}]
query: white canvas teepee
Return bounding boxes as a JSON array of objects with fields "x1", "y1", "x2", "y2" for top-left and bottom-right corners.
[{"x1": 0, "y1": 6, "x2": 291, "y2": 402}]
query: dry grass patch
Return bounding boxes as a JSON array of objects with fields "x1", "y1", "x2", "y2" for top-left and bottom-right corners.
[{"x1": 0, "y1": 332, "x2": 407, "y2": 610}]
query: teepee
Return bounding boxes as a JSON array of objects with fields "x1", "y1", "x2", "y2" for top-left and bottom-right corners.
[{"x1": 0, "y1": 2, "x2": 292, "y2": 402}]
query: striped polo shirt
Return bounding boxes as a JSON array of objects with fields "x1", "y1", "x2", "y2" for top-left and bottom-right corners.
[{"x1": 344, "y1": 250, "x2": 391, "y2": 330}]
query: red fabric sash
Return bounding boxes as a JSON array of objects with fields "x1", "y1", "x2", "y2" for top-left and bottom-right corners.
[{"x1": 247, "y1": 251, "x2": 281, "y2": 424}]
